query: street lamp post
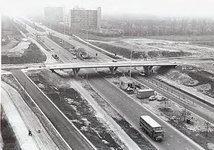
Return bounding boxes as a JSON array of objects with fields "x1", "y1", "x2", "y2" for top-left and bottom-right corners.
[{"x1": 129, "y1": 44, "x2": 132, "y2": 78}]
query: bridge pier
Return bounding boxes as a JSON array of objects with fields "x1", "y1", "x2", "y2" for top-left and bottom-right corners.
[
  {"x1": 109, "y1": 67, "x2": 118, "y2": 74},
  {"x1": 50, "y1": 69, "x2": 56, "y2": 73},
  {"x1": 72, "y1": 68, "x2": 80, "y2": 77},
  {"x1": 143, "y1": 66, "x2": 153, "y2": 76}
]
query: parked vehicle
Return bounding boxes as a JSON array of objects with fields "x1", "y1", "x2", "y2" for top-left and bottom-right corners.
[
  {"x1": 139, "y1": 115, "x2": 164, "y2": 141},
  {"x1": 148, "y1": 95, "x2": 156, "y2": 101},
  {"x1": 156, "y1": 96, "x2": 166, "y2": 101},
  {"x1": 136, "y1": 89, "x2": 154, "y2": 99}
]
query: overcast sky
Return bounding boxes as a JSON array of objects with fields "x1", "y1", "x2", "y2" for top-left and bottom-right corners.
[{"x1": 1, "y1": 0, "x2": 214, "y2": 18}]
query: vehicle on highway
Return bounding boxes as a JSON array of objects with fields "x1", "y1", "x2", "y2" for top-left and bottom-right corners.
[
  {"x1": 139, "y1": 115, "x2": 164, "y2": 141},
  {"x1": 52, "y1": 54, "x2": 59, "y2": 60},
  {"x1": 50, "y1": 47, "x2": 54, "y2": 50}
]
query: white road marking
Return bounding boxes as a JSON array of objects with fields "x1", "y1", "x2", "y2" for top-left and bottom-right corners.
[
  {"x1": 186, "y1": 147, "x2": 189, "y2": 150},
  {"x1": 167, "y1": 143, "x2": 170, "y2": 146},
  {"x1": 177, "y1": 140, "x2": 180, "y2": 143},
  {"x1": 170, "y1": 135, "x2": 173, "y2": 138}
]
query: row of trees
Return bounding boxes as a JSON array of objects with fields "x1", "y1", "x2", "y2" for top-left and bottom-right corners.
[
  {"x1": 43, "y1": 17, "x2": 214, "y2": 37},
  {"x1": 102, "y1": 18, "x2": 214, "y2": 36}
]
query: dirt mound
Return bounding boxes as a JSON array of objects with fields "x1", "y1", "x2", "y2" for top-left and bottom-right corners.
[
  {"x1": 164, "y1": 66, "x2": 214, "y2": 98},
  {"x1": 90, "y1": 41, "x2": 191, "y2": 59},
  {"x1": 1, "y1": 43, "x2": 46, "y2": 64}
]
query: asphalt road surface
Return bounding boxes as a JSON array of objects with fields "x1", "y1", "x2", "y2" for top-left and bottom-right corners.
[
  {"x1": 88, "y1": 74, "x2": 204, "y2": 150},
  {"x1": 12, "y1": 70, "x2": 95, "y2": 150},
  {"x1": 22, "y1": 20, "x2": 205, "y2": 150}
]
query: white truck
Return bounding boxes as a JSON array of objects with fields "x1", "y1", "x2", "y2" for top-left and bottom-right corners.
[{"x1": 139, "y1": 115, "x2": 164, "y2": 141}]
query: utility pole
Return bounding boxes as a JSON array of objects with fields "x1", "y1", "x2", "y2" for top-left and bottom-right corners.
[
  {"x1": 205, "y1": 116, "x2": 210, "y2": 137},
  {"x1": 129, "y1": 44, "x2": 132, "y2": 78},
  {"x1": 1, "y1": 104, "x2": 2, "y2": 131},
  {"x1": 63, "y1": 19, "x2": 65, "y2": 47},
  {"x1": 85, "y1": 9, "x2": 89, "y2": 58},
  {"x1": 87, "y1": 29, "x2": 88, "y2": 57}
]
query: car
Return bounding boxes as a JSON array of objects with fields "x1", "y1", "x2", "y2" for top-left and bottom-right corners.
[
  {"x1": 149, "y1": 95, "x2": 156, "y2": 101},
  {"x1": 52, "y1": 54, "x2": 59, "y2": 60},
  {"x1": 157, "y1": 96, "x2": 166, "y2": 101},
  {"x1": 139, "y1": 72, "x2": 145, "y2": 76},
  {"x1": 50, "y1": 47, "x2": 54, "y2": 50}
]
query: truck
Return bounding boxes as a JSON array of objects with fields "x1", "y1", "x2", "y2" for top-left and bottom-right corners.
[
  {"x1": 139, "y1": 115, "x2": 164, "y2": 141},
  {"x1": 136, "y1": 89, "x2": 154, "y2": 99}
]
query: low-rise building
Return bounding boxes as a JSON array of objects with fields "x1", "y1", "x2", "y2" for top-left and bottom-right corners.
[{"x1": 119, "y1": 76, "x2": 135, "y2": 93}]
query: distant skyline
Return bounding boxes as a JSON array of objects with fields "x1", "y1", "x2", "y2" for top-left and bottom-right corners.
[{"x1": 1, "y1": 0, "x2": 214, "y2": 19}]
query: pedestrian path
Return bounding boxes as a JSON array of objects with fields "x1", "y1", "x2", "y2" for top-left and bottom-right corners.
[{"x1": 1, "y1": 81, "x2": 59, "y2": 150}]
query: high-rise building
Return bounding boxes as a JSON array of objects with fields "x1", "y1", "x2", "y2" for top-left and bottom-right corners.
[
  {"x1": 44, "y1": 7, "x2": 63, "y2": 23},
  {"x1": 68, "y1": 7, "x2": 101, "y2": 31}
]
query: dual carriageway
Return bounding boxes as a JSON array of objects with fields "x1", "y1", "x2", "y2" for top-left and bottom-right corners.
[{"x1": 3, "y1": 19, "x2": 213, "y2": 150}]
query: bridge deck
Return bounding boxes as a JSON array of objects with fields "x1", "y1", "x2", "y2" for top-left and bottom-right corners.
[{"x1": 46, "y1": 61, "x2": 177, "y2": 70}]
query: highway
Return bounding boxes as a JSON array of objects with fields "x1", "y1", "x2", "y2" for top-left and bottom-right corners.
[
  {"x1": 21, "y1": 20, "x2": 206, "y2": 150},
  {"x1": 87, "y1": 73, "x2": 204, "y2": 150},
  {"x1": 32, "y1": 22, "x2": 112, "y2": 62},
  {"x1": 41, "y1": 36, "x2": 75, "y2": 62},
  {"x1": 12, "y1": 70, "x2": 96, "y2": 150},
  {"x1": 36, "y1": 22, "x2": 205, "y2": 150}
]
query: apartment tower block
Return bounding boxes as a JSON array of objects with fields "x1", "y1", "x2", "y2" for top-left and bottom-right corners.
[{"x1": 69, "y1": 7, "x2": 101, "y2": 31}]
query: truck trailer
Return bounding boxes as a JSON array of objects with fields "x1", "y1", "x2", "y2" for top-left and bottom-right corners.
[
  {"x1": 136, "y1": 89, "x2": 154, "y2": 99},
  {"x1": 139, "y1": 115, "x2": 164, "y2": 141}
]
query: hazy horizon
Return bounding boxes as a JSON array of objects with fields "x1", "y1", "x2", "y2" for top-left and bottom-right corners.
[{"x1": 1, "y1": 0, "x2": 214, "y2": 19}]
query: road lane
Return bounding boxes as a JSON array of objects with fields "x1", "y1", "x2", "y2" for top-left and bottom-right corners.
[
  {"x1": 12, "y1": 70, "x2": 96, "y2": 150},
  {"x1": 34, "y1": 23, "x2": 112, "y2": 62},
  {"x1": 23, "y1": 20, "x2": 205, "y2": 150},
  {"x1": 88, "y1": 75, "x2": 204, "y2": 150}
]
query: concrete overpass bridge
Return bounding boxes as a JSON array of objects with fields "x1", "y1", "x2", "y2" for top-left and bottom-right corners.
[{"x1": 46, "y1": 60, "x2": 177, "y2": 76}]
